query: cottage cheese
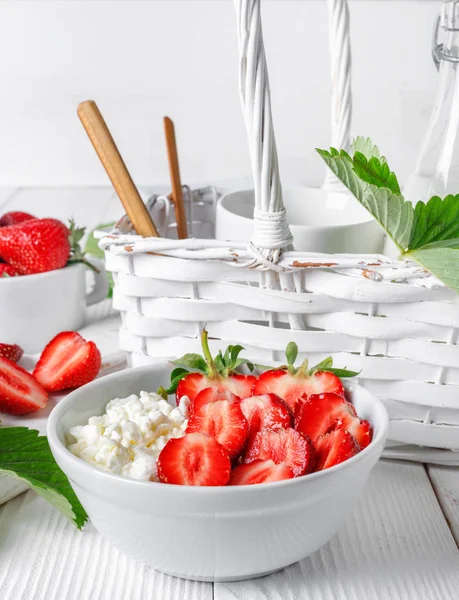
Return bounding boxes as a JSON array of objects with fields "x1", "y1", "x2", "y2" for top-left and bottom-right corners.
[{"x1": 67, "y1": 391, "x2": 190, "y2": 482}]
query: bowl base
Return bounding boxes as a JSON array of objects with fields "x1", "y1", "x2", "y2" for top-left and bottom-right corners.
[{"x1": 155, "y1": 564, "x2": 290, "y2": 583}]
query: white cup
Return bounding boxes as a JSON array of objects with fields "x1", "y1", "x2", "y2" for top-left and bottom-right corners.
[
  {"x1": 216, "y1": 187, "x2": 384, "y2": 254},
  {"x1": 0, "y1": 262, "x2": 109, "y2": 354}
]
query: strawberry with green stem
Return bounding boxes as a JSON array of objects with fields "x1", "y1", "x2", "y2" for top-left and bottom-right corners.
[
  {"x1": 170, "y1": 329, "x2": 256, "y2": 403},
  {"x1": 253, "y1": 342, "x2": 358, "y2": 413}
]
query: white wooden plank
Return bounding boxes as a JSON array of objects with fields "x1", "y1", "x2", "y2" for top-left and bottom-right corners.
[
  {"x1": 427, "y1": 464, "x2": 459, "y2": 547},
  {"x1": 0, "y1": 491, "x2": 212, "y2": 600},
  {"x1": 216, "y1": 460, "x2": 459, "y2": 600}
]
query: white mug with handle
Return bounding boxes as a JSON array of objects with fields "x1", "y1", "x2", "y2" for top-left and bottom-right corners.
[{"x1": 0, "y1": 261, "x2": 109, "y2": 354}]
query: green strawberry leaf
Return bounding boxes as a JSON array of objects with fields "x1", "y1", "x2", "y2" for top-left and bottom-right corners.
[
  {"x1": 408, "y1": 194, "x2": 459, "y2": 250},
  {"x1": 230, "y1": 345, "x2": 245, "y2": 366},
  {"x1": 324, "y1": 367, "x2": 360, "y2": 378},
  {"x1": 0, "y1": 426, "x2": 88, "y2": 529},
  {"x1": 285, "y1": 342, "x2": 298, "y2": 370},
  {"x1": 67, "y1": 218, "x2": 99, "y2": 274},
  {"x1": 316, "y1": 148, "x2": 413, "y2": 252},
  {"x1": 351, "y1": 136, "x2": 386, "y2": 162},
  {"x1": 309, "y1": 357, "x2": 333, "y2": 375},
  {"x1": 171, "y1": 353, "x2": 207, "y2": 373},
  {"x1": 352, "y1": 152, "x2": 401, "y2": 195},
  {"x1": 406, "y1": 243, "x2": 459, "y2": 293}
]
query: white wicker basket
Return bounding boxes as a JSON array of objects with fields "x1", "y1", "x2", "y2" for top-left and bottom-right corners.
[{"x1": 99, "y1": 0, "x2": 459, "y2": 451}]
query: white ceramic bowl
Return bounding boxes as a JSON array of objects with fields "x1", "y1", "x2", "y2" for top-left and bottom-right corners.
[
  {"x1": 216, "y1": 188, "x2": 385, "y2": 254},
  {"x1": 48, "y1": 362, "x2": 388, "y2": 582}
]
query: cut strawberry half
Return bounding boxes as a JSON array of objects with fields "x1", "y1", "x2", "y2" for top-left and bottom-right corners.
[
  {"x1": 0, "y1": 343, "x2": 23, "y2": 363},
  {"x1": 240, "y1": 393, "x2": 293, "y2": 437},
  {"x1": 229, "y1": 459, "x2": 295, "y2": 485},
  {"x1": 192, "y1": 387, "x2": 241, "y2": 414},
  {"x1": 315, "y1": 426, "x2": 360, "y2": 471},
  {"x1": 331, "y1": 412, "x2": 373, "y2": 449},
  {"x1": 0, "y1": 356, "x2": 48, "y2": 415},
  {"x1": 173, "y1": 329, "x2": 256, "y2": 403},
  {"x1": 295, "y1": 392, "x2": 356, "y2": 443},
  {"x1": 33, "y1": 331, "x2": 101, "y2": 392},
  {"x1": 157, "y1": 432, "x2": 231, "y2": 486},
  {"x1": 242, "y1": 427, "x2": 315, "y2": 476},
  {"x1": 254, "y1": 369, "x2": 344, "y2": 413},
  {"x1": 186, "y1": 400, "x2": 248, "y2": 458}
]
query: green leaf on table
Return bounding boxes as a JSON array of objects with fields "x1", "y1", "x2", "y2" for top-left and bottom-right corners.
[
  {"x1": 316, "y1": 148, "x2": 413, "y2": 251},
  {"x1": 0, "y1": 426, "x2": 88, "y2": 530}
]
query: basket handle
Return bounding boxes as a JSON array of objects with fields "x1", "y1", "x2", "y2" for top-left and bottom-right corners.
[
  {"x1": 323, "y1": 0, "x2": 353, "y2": 190},
  {"x1": 233, "y1": 0, "x2": 293, "y2": 268}
]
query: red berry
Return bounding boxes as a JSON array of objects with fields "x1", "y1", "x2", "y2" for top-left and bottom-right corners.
[
  {"x1": 192, "y1": 387, "x2": 241, "y2": 414},
  {"x1": 239, "y1": 393, "x2": 293, "y2": 437},
  {"x1": 157, "y1": 432, "x2": 231, "y2": 486},
  {"x1": 0, "y1": 211, "x2": 36, "y2": 227},
  {"x1": 33, "y1": 331, "x2": 101, "y2": 392},
  {"x1": 253, "y1": 369, "x2": 344, "y2": 413},
  {"x1": 315, "y1": 426, "x2": 360, "y2": 471},
  {"x1": 0, "y1": 218, "x2": 70, "y2": 275},
  {"x1": 295, "y1": 392, "x2": 356, "y2": 443},
  {"x1": 242, "y1": 427, "x2": 316, "y2": 477},
  {"x1": 0, "y1": 343, "x2": 23, "y2": 363},
  {"x1": 186, "y1": 400, "x2": 249, "y2": 459},
  {"x1": 0, "y1": 264, "x2": 19, "y2": 278},
  {"x1": 0, "y1": 356, "x2": 48, "y2": 415},
  {"x1": 229, "y1": 459, "x2": 294, "y2": 485},
  {"x1": 177, "y1": 372, "x2": 256, "y2": 404}
]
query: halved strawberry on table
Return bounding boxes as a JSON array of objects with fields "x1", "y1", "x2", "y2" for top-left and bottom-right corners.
[
  {"x1": 157, "y1": 432, "x2": 231, "y2": 486},
  {"x1": 229, "y1": 459, "x2": 295, "y2": 485},
  {"x1": 315, "y1": 426, "x2": 360, "y2": 471},
  {"x1": 169, "y1": 329, "x2": 256, "y2": 403},
  {"x1": 186, "y1": 400, "x2": 249, "y2": 458},
  {"x1": 239, "y1": 393, "x2": 293, "y2": 437},
  {"x1": 33, "y1": 331, "x2": 101, "y2": 392},
  {"x1": 0, "y1": 356, "x2": 48, "y2": 415},
  {"x1": 253, "y1": 342, "x2": 358, "y2": 413},
  {"x1": 242, "y1": 427, "x2": 316, "y2": 476}
]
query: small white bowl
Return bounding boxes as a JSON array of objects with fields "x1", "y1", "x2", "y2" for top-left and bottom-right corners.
[
  {"x1": 48, "y1": 362, "x2": 388, "y2": 582},
  {"x1": 216, "y1": 188, "x2": 384, "y2": 254}
]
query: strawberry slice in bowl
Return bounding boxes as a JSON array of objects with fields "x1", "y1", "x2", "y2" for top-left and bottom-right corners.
[
  {"x1": 229, "y1": 459, "x2": 295, "y2": 485},
  {"x1": 186, "y1": 399, "x2": 249, "y2": 459},
  {"x1": 239, "y1": 393, "x2": 293, "y2": 437},
  {"x1": 242, "y1": 427, "x2": 316, "y2": 476},
  {"x1": 315, "y1": 426, "x2": 360, "y2": 471},
  {"x1": 0, "y1": 343, "x2": 24, "y2": 363},
  {"x1": 170, "y1": 329, "x2": 256, "y2": 403},
  {"x1": 191, "y1": 387, "x2": 241, "y2": 415},
  {"x1": 253, "y1": 343, "x2": 357, "y2": 413}
]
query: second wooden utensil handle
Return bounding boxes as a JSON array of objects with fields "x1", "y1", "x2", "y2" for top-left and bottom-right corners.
[{"x1": 78, "y1": 100, "x2": 159, "y2": 237}]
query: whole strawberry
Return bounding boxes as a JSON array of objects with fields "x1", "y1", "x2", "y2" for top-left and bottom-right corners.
[
  {"x1": 0, "y1": 211, "x2": 36, "y2": 227},
  {"x1": 0, "y1": 264, "x2": 19, "y2": 277},
  {"x1": 0, "y1": 218, "x2": 70, "y2": 275}
]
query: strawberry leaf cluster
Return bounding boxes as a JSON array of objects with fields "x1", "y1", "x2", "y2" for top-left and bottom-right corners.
[{"x1": 317, "y1": 138, "x2": 459, "y2": 294}]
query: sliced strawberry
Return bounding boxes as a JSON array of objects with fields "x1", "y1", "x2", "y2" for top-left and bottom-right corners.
[
  {"x1": 0, "y1": 343, "x2": 23, "y2": 363},
  {"x1": 177, "y1": 372, "x2": 255, "y2": 404},
  {"x1": 192, "y1": 387, "x2": 241, "y2": 414},
  {"x1": 186, "y1": 400, "x2": 248, "y2": 458},
  {"x1": 0, "y1": 211, "x2": 36, "y2": 227},
  {"x1": 229, "y1": 459, "x2": 295, "y2": 485},
  {"x1": 33, "y1": 331, "x2": 101, "y2": 392},
  {"x1": 315, "y1": 426, "x2": 360, "y2": 471},
  {"x1": 242, "y1": 427, "x2": 315, "y2": 476},
  {"x1": 240, "y1": 393, "x2": 293, "y2": 437},
  {"x1": 254, "y1": 369, "x2": 344, "y2": 413},
  {"x1": 157, "y1": 432, "x2": 231, "y2": 486},
  {"x1": 0, "y1": 264, "x2": 19, "y2": 278},
  {"x1": 0, "y1": 356, "x2": 48, "y2": 415},
  {"x1": 331, "y1": 412, "x2": 373, "y2": 449},
  {"x1": 295, "y1": 392, "x2": 356, "y2": 443}
]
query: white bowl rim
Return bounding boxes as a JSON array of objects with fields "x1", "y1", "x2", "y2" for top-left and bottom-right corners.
[
  {"x1": 47, "y1": 363, "x2": 389, "y2": 493},
  {"x1": 217, "y1": 188, "x2": 378, "y2": 230},
  {"x1": 0, "y1": 263, "x2": 81, "y2": 283}
]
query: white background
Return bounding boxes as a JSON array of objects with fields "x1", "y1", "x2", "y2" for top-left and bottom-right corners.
[{"x1": 0, "y1": 0, "x2": 440, "y2": 189}]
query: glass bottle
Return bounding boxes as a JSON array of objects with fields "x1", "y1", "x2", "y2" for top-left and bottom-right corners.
[{"x1": 404, "y1": 0, "x2": 459, "y2": 202}]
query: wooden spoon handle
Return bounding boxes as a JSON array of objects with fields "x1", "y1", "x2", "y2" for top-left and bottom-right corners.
[
  {"x1": 78, "y1": 100, "x2": 159, "y2": 237},
  {"x1": 163, "y1": 116, "x2": 188, "y2": 239}
]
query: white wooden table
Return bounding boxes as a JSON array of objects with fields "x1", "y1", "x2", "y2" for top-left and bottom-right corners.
[{"x1": 2, "y1": 188, "x2": 459, "y2": 600}]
